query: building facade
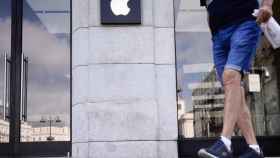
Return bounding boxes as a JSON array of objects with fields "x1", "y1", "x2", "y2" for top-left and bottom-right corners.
[
  {"x1": 72, "y1": 0, "x2": 178, "y2": 157},
  {"x1": 0, "y1": 0, "x2": 280, "y2": 157}
]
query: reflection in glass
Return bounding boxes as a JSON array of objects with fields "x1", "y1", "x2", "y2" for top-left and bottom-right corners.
[
  {"x1": 21, "y1": 0, "x2": 70, "y2": 142},
  {"x1": 175, "y1": 0, "x2": 280, "y2": 138},
  {"x1": 0, "y1": 0, "x2": 11, "y2": 143}
]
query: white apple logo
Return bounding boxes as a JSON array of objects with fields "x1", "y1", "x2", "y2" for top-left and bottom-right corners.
[{"x1": 110, "y1": 0, "x2": 131, "y2": 16}]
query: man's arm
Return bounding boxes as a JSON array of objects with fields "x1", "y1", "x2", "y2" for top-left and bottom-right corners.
[
  {"x1": 262, "y1": 0, "x2": 273, "y2": 8},
  {"x1": 257, "y1": 0, "x2": 274, "y2": 23}
]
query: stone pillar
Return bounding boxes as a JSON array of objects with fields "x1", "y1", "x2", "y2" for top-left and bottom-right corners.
[{"x1": 72, "y1": 0, "x2": 178, "y2": 157}]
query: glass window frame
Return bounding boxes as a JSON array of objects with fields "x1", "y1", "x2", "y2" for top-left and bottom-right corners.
[
  {"x1": 0, "y1": 0, "x2": 72, "y2": 156},
  {"x1": 173, "y1": 0, "x2": 280, "y2": 157}
]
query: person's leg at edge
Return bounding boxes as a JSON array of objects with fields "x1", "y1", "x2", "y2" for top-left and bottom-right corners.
[
  {"x1": 197, "y1": 68, "x2": 242, "y2": 158},
  {"x1": 220, "y1": 72, "x2": 262, "y2": 155},
  {"x1": 236, "y1": 86, "x2": 261, "y2": 153},
  {"x1": 220, "y1": 20, "x2": 262, "y2": 154},
  {"x1": 221, "y1": 69, "x2": 243, "y2": 140}
]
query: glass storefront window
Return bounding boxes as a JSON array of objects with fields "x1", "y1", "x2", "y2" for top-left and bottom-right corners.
[
  {"x1": 0, "y1": 0, "x2": 11, "y2": 143},
  {"x1": 175, "y1": 0, "x2": 280, "y2": 138},
  {"x1": 20, "y1": 0, "x2": 71, "y2": 142}
]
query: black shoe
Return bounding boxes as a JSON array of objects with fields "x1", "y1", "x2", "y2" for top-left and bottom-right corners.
[
  {"x1": 239, "y1": 148, "x2": 264, "y2": 158},
  {"x1": 198, "y1": 140, "x2": 233, "y2": 158}
]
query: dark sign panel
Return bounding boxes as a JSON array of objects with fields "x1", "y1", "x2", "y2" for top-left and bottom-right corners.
[
  {"x1": 200, "y1": 0, "x2": 206, "y2": 6},
  {"x1": 101, "y1": 0, "x2": 141, "y2": 24}
]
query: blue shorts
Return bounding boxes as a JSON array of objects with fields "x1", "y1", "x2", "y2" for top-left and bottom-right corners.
[{"x1": 212, "y1": 20, "x2": 261, "y2": 84}]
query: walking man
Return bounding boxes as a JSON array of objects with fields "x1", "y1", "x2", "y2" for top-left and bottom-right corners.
[{"x1": 198, "y1": 0, "x2": 274, "y2": 157}]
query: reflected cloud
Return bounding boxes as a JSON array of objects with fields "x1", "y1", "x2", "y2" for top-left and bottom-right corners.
[
  {"x1": 23, "y1": 20, "x2": 69, "y2": 71},
  {"x1": 0, "y1": 18, "x2": 11, "y2": 53},
  {"x1": 22, "y1": 19, "x2": 70, "y2": 125},
  {"x1": 0, "y1": 2, "x2": 70, "y2": 126}
]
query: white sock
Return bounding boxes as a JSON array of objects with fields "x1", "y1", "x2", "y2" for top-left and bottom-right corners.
[
  {"x1": 220, "y1": 136, "x2": 232, "y2": 151},
  {"x1": 249, "y1": 144, "x2": 261, "y2": 154}
]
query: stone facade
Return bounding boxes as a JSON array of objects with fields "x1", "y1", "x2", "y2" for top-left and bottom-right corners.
[{"x1": 72, "y1": 0, "x2": 178, "y2": 157}]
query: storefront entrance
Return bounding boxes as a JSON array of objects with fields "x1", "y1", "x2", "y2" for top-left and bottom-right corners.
[
  {"x1": 0, "y1": 0, "x2": 71, "y2": 156},
  {"x1": 174, "y1": 0, "x2": 280, "y2": 157}
]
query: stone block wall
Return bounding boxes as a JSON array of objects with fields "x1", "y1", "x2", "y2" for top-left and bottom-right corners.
[{"x1": 72, "y1": 0, "x2": 178, "y2": 157}]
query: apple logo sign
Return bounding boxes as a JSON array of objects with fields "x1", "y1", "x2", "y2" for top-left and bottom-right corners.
[
  {"x1": 110, "y1": 0, "x2": 131, "y2": 16},
  {"x1": 101, "y1": 0, "x2": 141, "y2": 24}
]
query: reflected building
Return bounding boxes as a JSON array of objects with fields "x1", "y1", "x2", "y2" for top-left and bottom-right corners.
[
  {"x1": 30, "y1": 121, "x2": 70, "y2": 142},
  {"x1": 177, "y1": 96, "x2": 186, "y2": 119},
  {"x1": 0, "y1": 119, "x2": 9, "y2": 142},
  {"x1": 191, "y1": 70, "x2": 224, "y2": 137},
  {"x1": 178, "y1": 111, "x2": 194, "y2": 138},
  {"x1": 21, "y1": 122, "x2": 33, "y2": 142},
  {"x1": 178, "y1": 69, "x2": 225, "y2": 138},
  {"x1": 246, "y1": 42, "x2": 280, "y2": 136},
  {"x1": 0, "y1": 118, "x2": 70, "y2": 142},
  {"x1": 178, "y1": 96, "x2": 195, "y2": 138},
  {"x1": 0, "y1": 101, "x2": 9, "y2": 142}
]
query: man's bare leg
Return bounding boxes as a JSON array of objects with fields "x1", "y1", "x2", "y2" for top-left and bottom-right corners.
[
  {"x1": 221, "y1": 69, "x2": 243, "y2": 138},
  {"x1": 221, "y1": 73, "x2": 261, "y2": 153},
  {"x1": 236, "y1": 86, "x2": 258, "y2": 145}
]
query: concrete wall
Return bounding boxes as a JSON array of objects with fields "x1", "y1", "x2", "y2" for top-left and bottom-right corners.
[{"x1": 72, "y1": 0, "x2": 178, "y2": 157}]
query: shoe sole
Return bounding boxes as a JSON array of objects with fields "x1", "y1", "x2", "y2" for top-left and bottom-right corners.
[{"x1": 198, "y1": 149, "x2": 218, "y2": 158}]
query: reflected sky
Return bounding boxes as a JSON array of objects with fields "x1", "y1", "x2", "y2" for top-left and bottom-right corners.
[
  {"x1": 0, "y1": 0, "x2": 11, "y2": 53},
  {"x1": 22, "y1": 0, "x2": 70, "y2": 126},
  {"x1": 0, "y1": 0, "x2": 70, "y2": 128}
]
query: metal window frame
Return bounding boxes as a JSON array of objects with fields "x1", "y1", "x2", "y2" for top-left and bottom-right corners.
[{"x1": 0, "y1": 0, "x2": 72, "y2": 156}]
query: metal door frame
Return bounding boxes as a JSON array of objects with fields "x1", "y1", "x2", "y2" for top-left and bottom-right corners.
[{"x1": 0, "y1": 0, "x2": 72, "y2": 156}]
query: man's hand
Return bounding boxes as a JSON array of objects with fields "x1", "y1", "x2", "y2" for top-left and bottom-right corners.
[
  {"x1": 257, "y1": 5, "x2": 273, "y2": 24},
  {"x1": 257, "y1": 0, "x2": 274, "y2": 24}
]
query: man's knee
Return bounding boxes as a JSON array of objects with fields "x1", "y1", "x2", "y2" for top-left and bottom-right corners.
[
  {"x1": 240, "y1": 108, "x2": 252, "y2": 121},
  {"x1": 223, "y1": 69, "x2": 241, "y2": 86}
]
